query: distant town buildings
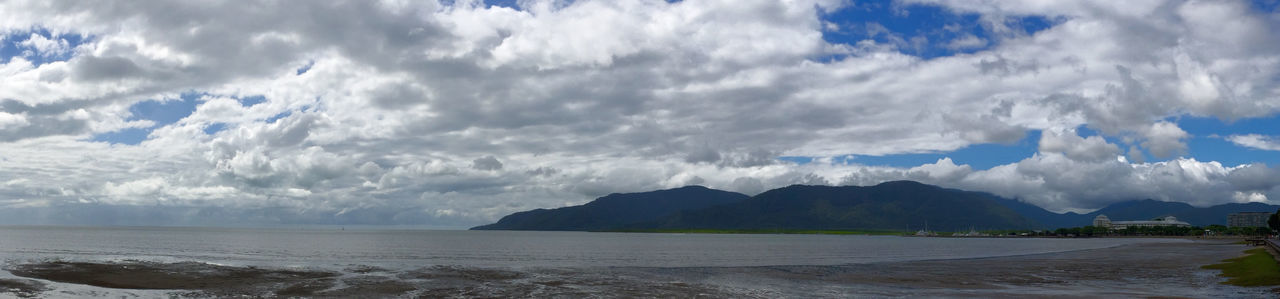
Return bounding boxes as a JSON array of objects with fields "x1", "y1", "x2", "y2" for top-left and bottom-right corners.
[
  {"x1": 955, "y1": 227, "x2": 989, "y2": 237},
  {"x1": 1092, "y1": 215, "x2": 1190, "y2": 230},
  {"x1": 1228, "y1": 212, "x2": 1272, "y2": 228}
]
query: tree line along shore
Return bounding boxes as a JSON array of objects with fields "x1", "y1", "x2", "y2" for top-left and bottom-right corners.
[{"x1": 609, "y1": 224, "x2": 1271, "y2": 238}]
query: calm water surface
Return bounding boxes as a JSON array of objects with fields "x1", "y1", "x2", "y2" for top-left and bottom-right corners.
[
  {"x1": 0, "y1": 226, "x2": 1258, "y2": 298},
  {"x1": 0, "y1": 226, "x2": 1176, "y2": 268}
]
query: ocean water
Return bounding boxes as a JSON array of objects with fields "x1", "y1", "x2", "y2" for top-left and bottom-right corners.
[
  {"x1": 0, "y1": 226, "x2": 1167, "y2": 268},
  {"x1": 0, "y1": 226, "x2": 1259, "y2": 297}
]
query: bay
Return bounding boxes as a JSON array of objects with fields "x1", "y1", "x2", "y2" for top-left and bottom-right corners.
[
  {"x1": 0, "y1": 226, "x2": 1178, "y2": 268},
  {"x1": 0, "y1": 226, "x2": 1262, "y2": 298}
]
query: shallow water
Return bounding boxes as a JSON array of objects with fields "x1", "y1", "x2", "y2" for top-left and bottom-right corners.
[
  {"x1": 0, "y1": 226, "x2": 1182, "y2": 268},
  {"x1": 0, "y1": 226, "x2": 1269, "y2": 297}
]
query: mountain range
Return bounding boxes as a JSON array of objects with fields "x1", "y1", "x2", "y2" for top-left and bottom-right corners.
[
  {"x1": 472, "y1": 181, "x2": 1280, "y2": 231},
  {"x1": 470, "y1": 185, "x2": 749, "y2": 231}
]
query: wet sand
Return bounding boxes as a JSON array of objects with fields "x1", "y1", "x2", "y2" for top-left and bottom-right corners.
[
  {"x1": 0, "y1": 278, "x2": 47, "y2": 298},
  {"x1": 2, "y1": 240, "x2": 1275, "y2": 298},
  {"x1": 4, "y1": 261, "x2": 740, "y2": 298},
  {"x1": 652, "y1": 240, "x2": 1279, "y2": 297},
  {"x1": 10, "y1": 261, "x2": 335, "y2": 290}
]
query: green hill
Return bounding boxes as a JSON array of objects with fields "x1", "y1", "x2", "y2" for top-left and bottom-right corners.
[
  {"x1": 632, "y1": 181, "x2": 1040, "y2": 232},
  {"x1": 471, "y1": 181, "x2": 1280, "y2": 232},
  {"x1": 470, "y1": 186, "x2": 748, "y2": 231}
]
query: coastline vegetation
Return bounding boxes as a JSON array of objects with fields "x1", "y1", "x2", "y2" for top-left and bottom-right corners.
[
  {"x1": 607, "y1": 225, "x2": 1275, "y2": 238},
  {"x1": 606, "y1": 228, "x2": 906, "y2": 236},
  {"x1": 610, "y1": 224, "x2": 1275, "y2": 237},
  {"x1": 1046, "y1": 225, "x2": 1271, "y2": 237},
  {"x1": 604, "y1": 217, "x2": 1279, "y2": 238},
  {"x1": 1202, "y1": 248, "x2": 1280, "y2": 286}
]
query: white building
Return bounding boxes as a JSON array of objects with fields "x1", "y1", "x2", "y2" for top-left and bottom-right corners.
[
  {"x1": 1092, "y1": 215, "x2": 1190, "y2": 230},
  {"x1": 1093, "y1": 215, "x2": 1111, "y2": 227}
]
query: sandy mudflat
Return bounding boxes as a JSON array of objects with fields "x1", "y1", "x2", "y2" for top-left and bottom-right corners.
[
  {"x1": 4, "y1": 261, "x2": 433, "y2": 298},
  {"x1": 0, "y1": 278, "x2": 47, "y2": 298},
  {"x1": 3, "y1": 261, "x2": 740, "y2": 298},
  {"x1": 2, "y1": 240, "x2": 1276, "y2": 298},
  {"x1": 646, "y1": 240, "x2": 1280, "y2": 297},
  {"x1": 9, "y1": 261, "x2": 335, "y2": 290}
]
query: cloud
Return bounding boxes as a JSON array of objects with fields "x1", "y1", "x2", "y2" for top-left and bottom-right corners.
[
  {"x1": 1227, "y1": 134, "x2": 1280, "y2": 151},
  {"x1": 834, "y1": 153, "x2": 1280, "y2": 213},
  {"x1": 1125, "y1": 145, "x2": 1145, "y2": 164},
  {"x1": 0, "y1": 0, "x2": 1275, "y2": 227},
  {"x1": 683, "y1": 147, "x2": 721, "y2": 164},
  {"x1": 730, "y1": 177, "x2": 766, "y2": 196},
  {"x1": 945, "y1": 34, "x2": 987, "y2": 51},
  {"x1": 1140, "y1": 121, "x2": 1189, "y2": 158},
  {"x1": 17, "y1": 33, "x2": 72, "y2": 58},
  {"x1": 0, "y1": 99, "x2": 91, "y2": 141},
  {"x1": 472, "y1": 155, "x2": 504, "y2": 171},
  {"x1": 1038, "y1": 129, "x2": 1120, "y2": 162}
]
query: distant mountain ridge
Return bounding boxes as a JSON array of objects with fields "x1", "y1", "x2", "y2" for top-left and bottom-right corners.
[
  {"x1": 633, "y1": 181, "x2": 1040, "y2": 231},
  {"x1": 471, "y1": 185, "x2": 749, "y2": 231},
  {"x1": 472, "y1": 181, "x2": 1280, "y2": 231}
]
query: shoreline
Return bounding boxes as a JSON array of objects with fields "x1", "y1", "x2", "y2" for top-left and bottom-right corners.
[
  {"x1": 607, "y1": 228, "x2": 1269, "y2": 240},
  {"x1": 604, "y1": 228, "x2": 906, "y2": 235},
  {"x1": 662, "y1": 240, "x2": 1274, "y2": 297}
]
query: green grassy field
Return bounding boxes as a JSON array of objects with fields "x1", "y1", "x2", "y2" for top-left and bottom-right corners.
[
  {"x1": 1202, "y1": 247, "x2": 1280, "y2": 286},
  {"x1": 606, "y1": 228, "x2": 907, "y2": 235}
]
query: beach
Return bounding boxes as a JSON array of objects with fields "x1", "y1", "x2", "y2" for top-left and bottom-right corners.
[
  {"x1": 666, "y1": 239, "x2": 1276, "y2": 297},
  {"x1": 1, "y1": 238, "x2": 1274, "y2": 298}
]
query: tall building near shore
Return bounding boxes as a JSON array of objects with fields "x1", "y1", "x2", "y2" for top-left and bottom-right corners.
[{"x1": 1228, "y1": 212, "x2": 1272, "y2": 228}]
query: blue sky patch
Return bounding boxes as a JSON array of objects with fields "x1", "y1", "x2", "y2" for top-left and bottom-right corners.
[
  {"x1": 820, "y1": 2, "x2": 1057, "y2": 59},
  {"x1": 777, "y1": 156, "x2": 814, "y2": 164},
  {"x1": 792, "y1": 113, "x2": 1280, "y2": 170},
  {"x1": 1252, "y1": 0, "x2": 1280, "y2": 12},
  {"x1": 204, "y1": 123, "x2": 228, "y2": 135},
  {"x1": 780, "y1": 130, "x2": 1040, "y2": 170},
  {"x1": 266, "y1": 110, "x2": 292, "y2": 124},
  {"x1": 90, "y1": 93, "x2": 203, "y2": 145},
  {"x1": 126, "y1": 94, "x2": 201, "y2": 127},
  {"x1": 842, "y1": 130, "x2": 1040, "y2": 170},
  {"x1": 89, "y1": 128, "x2": 150, "y2": 145},
  {"x1": 90, "y1": 93, "x2": 277, "y2": 144},
  {"x1": 295, "y1": 61, "x2": 314, "y2": 75},
  {"x1": 1177, "y1": 114, "x2": 1280, "y2": 166},
  {"x1": 238, "y1": 95, "x2": 266, "y2": 107},
  {"x1": 468, "y1": 1, "x2": 1059, "y2": 60},
  {"x1": 472, "y1": 0, "x2": 519, "y2": 9},
  {"x1": 782, "y1": 111, "x2": 1280, "y2": 170}
]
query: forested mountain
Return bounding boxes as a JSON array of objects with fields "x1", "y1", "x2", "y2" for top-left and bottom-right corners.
[
  {"x1": 471, "y1": 186, "x2": 748, "y2": 231},
  {"x1": 473, "y1": 181, "x2": 1280, "y2": 231}
]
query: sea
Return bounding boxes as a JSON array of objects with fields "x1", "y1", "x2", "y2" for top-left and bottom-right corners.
[{"x1": 0, "y1": 226, "x2": 1265, "y2": 298}]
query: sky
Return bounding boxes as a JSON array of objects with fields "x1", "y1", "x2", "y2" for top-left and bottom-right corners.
[{"x1": 0, "y1": 0, "x2": 1277, "y2": 227}]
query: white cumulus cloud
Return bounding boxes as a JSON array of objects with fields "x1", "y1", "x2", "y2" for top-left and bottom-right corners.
[
  {"x1": 1227, "y1": 134, "x2": 1280, "y2": 151},
  {"x1": 0, "y1": 0, "x2": 1275, "y2": 227}
]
